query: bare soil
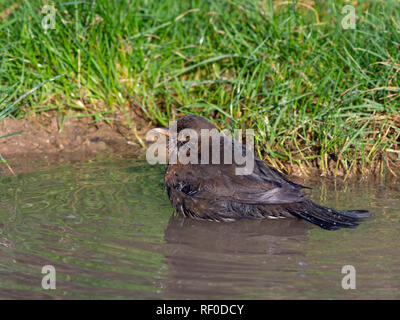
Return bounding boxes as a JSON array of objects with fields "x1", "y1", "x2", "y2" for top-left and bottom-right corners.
[{"x1": 0, "y1": 111, "x2": 152, "y2": 175}]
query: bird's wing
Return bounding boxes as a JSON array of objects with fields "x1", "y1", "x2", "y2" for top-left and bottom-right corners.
[
  {"x1": 254, "y1": 157, "x2": 311, "y2": 189},
  {"x1": 166, "y1": 133, "x2": 307, "y2": 205},
  {"x1": 168, "y1": 161, "x2": 306, "y2": 205}
]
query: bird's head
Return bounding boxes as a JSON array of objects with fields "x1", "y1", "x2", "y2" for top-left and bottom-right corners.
[
  {"x1": 152, "y1": 114, "x2": 217, "y2": 139},
  {"x1": 147, "y1": 115, "x2": 254, "y2": 174},
  {"x1": 147, "y1": 115, "x2": 221, "y2": 165}
]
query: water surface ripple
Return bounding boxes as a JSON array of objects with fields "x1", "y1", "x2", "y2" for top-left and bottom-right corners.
[{"x1": 0, "y1": 160, "x2": 399, "y2": 299}]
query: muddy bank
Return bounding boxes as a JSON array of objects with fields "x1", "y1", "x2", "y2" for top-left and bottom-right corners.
[
  {"x1": 0, "y1": 111, "x2": 151, "y2": 175},
  {"x1": 0, "y1": 113, "x2": 398, "y2": 182}
]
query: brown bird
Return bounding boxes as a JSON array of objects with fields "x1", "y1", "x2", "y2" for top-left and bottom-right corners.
[{"x1": 155, "y1": 115, "x2": 370, "y2": 230}]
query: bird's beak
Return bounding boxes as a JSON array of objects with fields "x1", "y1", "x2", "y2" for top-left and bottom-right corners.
[
  {"x1": 146, "y1": 127, "x2": 170, "y2": 144},
  {"x1": 152, "y1": 127, "x2": 170, "y2": 137}
]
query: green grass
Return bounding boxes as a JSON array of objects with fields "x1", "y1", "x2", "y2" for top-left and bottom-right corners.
[{"x1": 0, "y1": 0, "x2": 399, "y2": 176}]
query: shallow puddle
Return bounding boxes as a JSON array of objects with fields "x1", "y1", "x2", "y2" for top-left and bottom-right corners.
[{"x1": 0, "y1": 160, "x2": 399, "y2": 299}]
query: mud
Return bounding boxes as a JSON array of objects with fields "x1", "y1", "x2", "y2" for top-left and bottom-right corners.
[{"x1": 0, "y1": 111, "x2": 151, "y2": 175}]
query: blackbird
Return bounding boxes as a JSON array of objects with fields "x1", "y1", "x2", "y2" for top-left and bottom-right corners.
[{"x1": 155, "y1": 115, "x2": 370, "y2": 230}]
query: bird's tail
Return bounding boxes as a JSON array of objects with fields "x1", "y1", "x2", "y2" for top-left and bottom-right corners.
[{"x1": 287, "y1": 200, "x2": 371, "y2": 230}]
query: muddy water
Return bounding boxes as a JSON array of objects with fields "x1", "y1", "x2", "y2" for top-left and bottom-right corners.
[{"x1": 0, "y1": 160, "x2": 399, "y2": 299}]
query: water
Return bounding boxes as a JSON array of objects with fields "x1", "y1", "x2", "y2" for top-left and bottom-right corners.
[{"x1": 0, "y1": 159, "x2": 399, "y2": 299}]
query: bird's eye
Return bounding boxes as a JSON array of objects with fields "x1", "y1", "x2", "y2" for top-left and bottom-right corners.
[{"x1": 177, "y1": 133, "x2": 190, "y2": 143}]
